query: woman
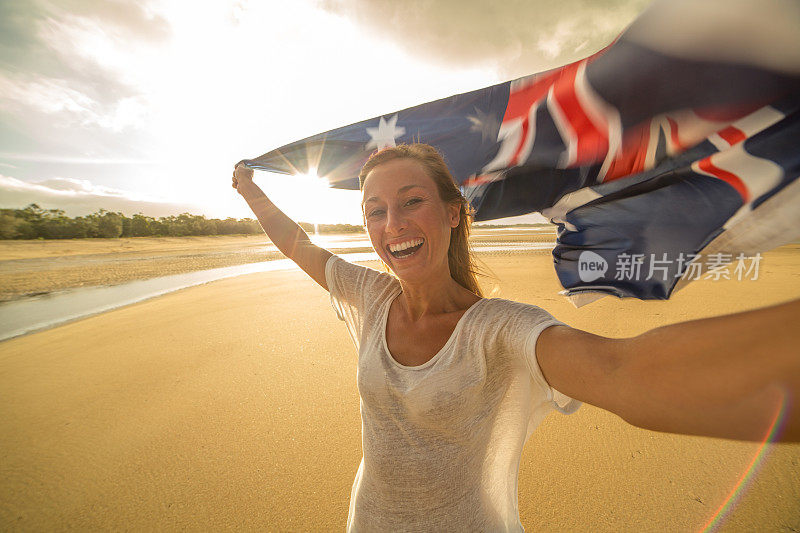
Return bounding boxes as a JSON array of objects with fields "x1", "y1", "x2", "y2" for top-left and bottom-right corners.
[{"x1": 233, "y1": 143, "x2": 799, "y2": 531}]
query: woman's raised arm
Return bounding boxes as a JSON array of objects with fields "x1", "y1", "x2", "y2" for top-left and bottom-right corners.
[
  {"x1": 233, "y1": 164, "x2": 332, "y2": 290},
  {"x1": 536, "y1": 298, "x2": 800, "y2": 442}
]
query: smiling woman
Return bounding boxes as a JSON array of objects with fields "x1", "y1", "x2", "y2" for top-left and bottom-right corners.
[{"x1": 232, "y1": 143, "x2": 800, "y2": 532}]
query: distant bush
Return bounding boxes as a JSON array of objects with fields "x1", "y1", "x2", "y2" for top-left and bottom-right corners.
[
  {"x1": 0, "y1": 213, "x2": 20, "y2": 239},
  {"x1": 298, "y1": 222, "x2": 364, "y2": 234},
  {"x1": 0, "y1": 204, "x2": 364, "y2": 240}
]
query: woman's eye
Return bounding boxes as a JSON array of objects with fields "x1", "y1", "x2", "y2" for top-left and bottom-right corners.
[
  {"x1": 405, "y1": 198, "x2": 422, "y2": 207},
  {"x1": 367, "y1": 209, "x2": 385, "y2": 218}
]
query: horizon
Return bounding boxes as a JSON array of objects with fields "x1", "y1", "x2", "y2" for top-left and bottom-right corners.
[{"x1": 0, "y1": 201, "x2": 554, "y2": 232}]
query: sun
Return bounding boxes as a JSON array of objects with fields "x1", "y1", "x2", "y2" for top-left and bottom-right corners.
[
  {"x1": 254, "y1": 169, "x2": 363, "y2": 225},
  {"x1": 294, "y1": 168, "x2": 329, "y2": 188}
]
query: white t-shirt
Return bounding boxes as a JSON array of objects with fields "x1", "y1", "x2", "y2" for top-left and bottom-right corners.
[{"x1": 325, "y1": 255, "x2": 581, "y2": 532}]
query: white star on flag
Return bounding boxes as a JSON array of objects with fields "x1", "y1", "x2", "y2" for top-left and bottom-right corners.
[
  {"x1": 467, "y1": 107, "x2": 501, "y2": 144},
  {"x1": 366, "y1": 114, "x2": 406, "y2": 149}
]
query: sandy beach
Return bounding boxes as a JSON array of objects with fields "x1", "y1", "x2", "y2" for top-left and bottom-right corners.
[{"x1": 1, "y1": 245, "x2": 799, "y2": 531}]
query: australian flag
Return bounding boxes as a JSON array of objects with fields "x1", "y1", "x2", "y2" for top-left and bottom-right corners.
[{"x1": 240, "y1": 0, "x2": 800, "y2": 304}]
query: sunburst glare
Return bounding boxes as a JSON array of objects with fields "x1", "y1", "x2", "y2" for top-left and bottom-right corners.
[{"x1": 254, "y1": 169, "x2": 362, "y2": 226}]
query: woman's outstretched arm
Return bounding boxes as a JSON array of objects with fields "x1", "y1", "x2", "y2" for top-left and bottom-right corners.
[
  {"x1": 536, "y1": 298, "x2": 800, "y2": 442},
  {"x1": 233, "y1": 164, "x2": 332, "y2": 290}
]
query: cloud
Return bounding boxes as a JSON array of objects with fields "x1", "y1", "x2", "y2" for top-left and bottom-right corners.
[
  {"x1": 0, "y1": 75, "x2": 147, "y2": 132},
  {"x1": 0, "y1": 1, "x2": 167, "y2": 105},
  {"x1": 0, "y1": 153, "x2": 158, "y2": 165},
  {"x1": 0, "y1": 0, "x2": 169, "y2": 78},
  {"x1": 317, "y1": 0, "x2": 650, "y2": 78},
  {"x1": 0, "y1": 0, "x2": 169, "y2": 161},
  {"x1": 0, "y1": 174, "x2": 204, "y2": 218},
  {"x1": 50, "y1": 0, "x2": 171, "y2": 42}
]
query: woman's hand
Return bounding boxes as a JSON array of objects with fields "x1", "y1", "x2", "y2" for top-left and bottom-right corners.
[{"x1": 232, "y1": 163, "x2": 255, "y2": 195}]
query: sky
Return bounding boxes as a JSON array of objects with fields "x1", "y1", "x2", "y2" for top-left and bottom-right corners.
[{"x1": 0, "y1": 0, "x2": 650, "y2": 224}]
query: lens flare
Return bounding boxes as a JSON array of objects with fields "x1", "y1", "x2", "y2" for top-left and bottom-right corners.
[{"x1": 700, "y1": 392, "x2": 788, "y2": 532}]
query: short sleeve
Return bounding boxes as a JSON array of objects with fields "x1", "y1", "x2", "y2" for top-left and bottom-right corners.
[
  {"x1": 524, "y1": 321, "x2": 582, "y2": 415},
  {"x1": 325, "y1": 255, "x2": 397, "y2": 349},
  {"x1": 495, "y1": 299, "x2": 581, "y2": 415}
]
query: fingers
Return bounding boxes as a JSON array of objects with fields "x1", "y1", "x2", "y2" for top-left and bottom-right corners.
[
  {"x1": 232, "y1": 163, "x2": 253, "y2": 192},
  {"x1": 234, "y1": 164, "x2": 254, "y2": 180}
]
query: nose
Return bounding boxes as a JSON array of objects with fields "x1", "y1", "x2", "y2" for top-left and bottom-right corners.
[{"x1": 385, "y1": 205, "x2": 407, "y2": 235}]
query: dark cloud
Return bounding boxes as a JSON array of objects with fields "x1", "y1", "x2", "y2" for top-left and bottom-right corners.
[{"x1": 317, "y1": 0, "x2": 649, "y2": 78}]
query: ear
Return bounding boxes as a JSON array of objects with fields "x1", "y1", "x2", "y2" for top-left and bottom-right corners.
[{"x1": 447, "y1": 202, "x2": 460, "y2": 229}]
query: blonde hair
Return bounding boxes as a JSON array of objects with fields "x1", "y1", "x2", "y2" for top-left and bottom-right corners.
[{"x1": 358, "y1": 143, "x2": 483, "y2": 297}]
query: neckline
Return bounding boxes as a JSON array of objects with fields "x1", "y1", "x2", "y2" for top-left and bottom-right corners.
[{"x1": 381, "y1": 286, "x2": 487, "y2": 370}]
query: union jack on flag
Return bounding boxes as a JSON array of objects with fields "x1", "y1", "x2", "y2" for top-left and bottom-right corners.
[{"x1": 240, "y1": 0, "x2": 800, "y2": 304}]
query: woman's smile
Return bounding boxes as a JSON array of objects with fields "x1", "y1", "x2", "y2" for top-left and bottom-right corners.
[{"x1": 387, "y1": 237, "x2": 425, "y2": 259}]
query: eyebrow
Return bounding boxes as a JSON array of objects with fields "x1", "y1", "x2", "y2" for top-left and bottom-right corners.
[{"x1": 362, "y1": 184, "x2": 424, "y2": 206}]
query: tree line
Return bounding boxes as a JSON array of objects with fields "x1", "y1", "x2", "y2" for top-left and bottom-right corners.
[{"x1": 0, "y1": 204, "x2": 364, "y2": 240}]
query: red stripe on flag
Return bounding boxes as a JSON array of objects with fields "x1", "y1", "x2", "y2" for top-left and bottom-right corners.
[
  {"x1": 697, "y1": 157, "x2": 749, "y2": 201},
  {"x1": 552, "y1": 63, "x2": 608, "y2": 166},
  {"x1": 509, "y1": 116, "x2": 530, "y2": 166},
  {"x1": 717, "y1": 125, "x2": 747, "y2": 146},
  {"x1": 666, "y1": 117, "x2": 688, "y2": 151},
  {"x1": 502, "y1": 69, "x2": 564, "y2": 167},
  {"x1": 603, "y1": 124, "x2": 650, "y2": 182},
  {"x1": 499, "y1": 44, "x2": 616, "y2": 169},
  {"x1": 503, "y1": 70, "x2": 561, "y2": 121},
  {"x1": 463, "y1": 174, "x2": 501, "y2": 187}
]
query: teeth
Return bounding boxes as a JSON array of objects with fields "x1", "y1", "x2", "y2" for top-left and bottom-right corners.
[{"x1": 389, "y1": 238, "x2": 423, "y2": 253}]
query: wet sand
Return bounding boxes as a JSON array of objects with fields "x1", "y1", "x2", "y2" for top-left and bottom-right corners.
[{"x1": 1, "y1": 248, "x2": 798, "y2": 531}]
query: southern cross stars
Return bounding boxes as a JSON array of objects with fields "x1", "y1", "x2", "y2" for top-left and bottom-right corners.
[
  {"x1": 366, "y1": 114, "x2": 406, "y2": 150},
  {"x1": 467, "y1": 107, "x2": 501, "y2": 144}
]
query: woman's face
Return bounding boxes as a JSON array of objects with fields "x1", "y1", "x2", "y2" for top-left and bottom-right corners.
[{"x1": 361, "y1": 158, "x2": 460, "y2": 283}]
